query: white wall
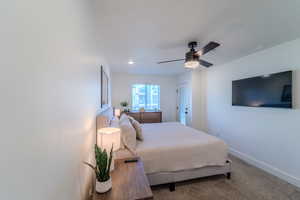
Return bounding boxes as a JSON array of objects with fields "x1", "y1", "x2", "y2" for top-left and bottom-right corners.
[
  {"x1": 0, "y1": 1, "x2": 108, "y2": 199},
  {"x1": 111, "y1": 73, "x2": 177, "y2": 122},
  {"x1": 198, "y1": 38, "x2": 300, "y2": 187},
  {"x1": 176, "y1": 71, "x2": 208, "y2": 130},
  {"x1": 191, "y1": 70, "x2": 208, "y2": 131}
]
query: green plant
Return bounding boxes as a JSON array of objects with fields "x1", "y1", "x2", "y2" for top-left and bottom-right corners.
[
  {"x1": 84, "y1": 144, "x2": 113, "y2": 182},
  {"x1": 120, "y1": 101, "x2": 129, "y2": 107}
]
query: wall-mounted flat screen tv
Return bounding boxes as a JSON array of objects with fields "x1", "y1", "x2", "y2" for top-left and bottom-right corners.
[{"x1": 232, "y1": 71, "x2": 292, "y2": 108}]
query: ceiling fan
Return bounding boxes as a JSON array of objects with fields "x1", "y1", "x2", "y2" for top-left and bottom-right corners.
[{"x1": 157, "y1": 41, "x2": 220, "y2": 69}]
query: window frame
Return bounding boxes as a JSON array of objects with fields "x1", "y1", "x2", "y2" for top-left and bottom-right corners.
[{"x1": 131, "y1": 84, "x2": 160, "y2": 111}]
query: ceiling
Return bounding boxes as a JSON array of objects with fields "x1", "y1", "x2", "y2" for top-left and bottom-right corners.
[{"x1": 95, "y1": 0, "x2": 300, "y2": 75}]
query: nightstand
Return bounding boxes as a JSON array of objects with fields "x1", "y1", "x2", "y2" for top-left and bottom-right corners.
[{"x1": 93, "y1": 157, "x2": 153, "y2": 200}]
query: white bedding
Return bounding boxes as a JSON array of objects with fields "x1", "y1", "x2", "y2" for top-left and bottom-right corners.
[{"x1": 116, "y1": 122, "x2": 228, "y2": 174}]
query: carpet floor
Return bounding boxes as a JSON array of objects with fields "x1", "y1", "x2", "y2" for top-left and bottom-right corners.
[{"x1": 152, "y1": 155, "x2": 300, "y2": 200}]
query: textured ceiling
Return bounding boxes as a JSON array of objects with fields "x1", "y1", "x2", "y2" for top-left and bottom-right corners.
[{"x1": 95, "y1": 0, "x2": 300, "y2": 75}]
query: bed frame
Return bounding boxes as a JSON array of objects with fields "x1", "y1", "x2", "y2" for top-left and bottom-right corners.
[
  {"x1": 97, "y1": 110, "x2": 232, "y2": 192},
  {"x1": 147, "y1": 160, "x2": 231, "y2": 191}
]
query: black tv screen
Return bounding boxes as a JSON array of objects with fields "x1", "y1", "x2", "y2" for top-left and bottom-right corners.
[{"x1": 232, "y1": 71, "x2": 292, "y2": 108}]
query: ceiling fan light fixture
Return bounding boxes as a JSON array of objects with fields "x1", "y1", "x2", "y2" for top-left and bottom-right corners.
[
  {"x1": 184, "y1": 50, "x2": 199, "y2": 69},
  {"x1": 184, "y1": 60, "x2": 199, "y2": 69}
]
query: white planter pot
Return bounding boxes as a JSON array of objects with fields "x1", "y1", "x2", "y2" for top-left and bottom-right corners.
[{"x1": 95, "y1": 178, "x2": 112, "y2": 193}]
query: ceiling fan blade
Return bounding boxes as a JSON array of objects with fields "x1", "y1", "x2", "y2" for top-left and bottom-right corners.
[
  {"x1": 197, "y1": 41, "x2": 220, "y2": 56},
  {"x1": 199, "y1": 59, "x2": 213, "y2": 67},
  {"x1": 157, "y1": 59, "x2": 184, "y2": 64}
]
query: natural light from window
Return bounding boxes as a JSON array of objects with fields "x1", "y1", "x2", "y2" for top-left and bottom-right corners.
[{"x1": 132, "y1": 84, "x2": 160, "y2": 111}]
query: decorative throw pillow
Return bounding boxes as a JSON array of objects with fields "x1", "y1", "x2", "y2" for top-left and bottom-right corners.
[
  {"x1": 128, "y1": 117, "x2": 144, "y2": 141},
  {"x1": 127, "y1": 115, "x2": 135, "y2": 122},
  {"x1": 119, "y1": 117, "x2": 136, "y2": 151}
]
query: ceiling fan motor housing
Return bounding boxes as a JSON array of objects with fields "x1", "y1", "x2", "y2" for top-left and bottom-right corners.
[
  {"x1": 185, "y1": 49, "x2": 199, "y2": 62},
  {"x1": 186, "y1": 41, "x2": 199, "y2": 62}
]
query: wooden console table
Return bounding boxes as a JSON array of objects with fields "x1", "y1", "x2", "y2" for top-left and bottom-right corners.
[
  {"x1": 125, "y1": 111, "x2": 162, "y2": 123},
  {"x1": 93, "y1": 157, "x2": 153, "y2": 200}
]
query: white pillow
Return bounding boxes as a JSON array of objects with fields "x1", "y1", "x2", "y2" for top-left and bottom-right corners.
[
  {"x1": 120, "y1": 113, "x2": 128, "y2": 123},
  {"x1": 119, "y1": 117, "x2": 136, "y2": 151},
  {"x1": 110, "y1": 116, "x2": 120, "y2": 128}
]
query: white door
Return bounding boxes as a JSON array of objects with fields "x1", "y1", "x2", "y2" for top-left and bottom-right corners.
[{"x1": 177, "y1": 85, "x2": 190, "y2": 126}]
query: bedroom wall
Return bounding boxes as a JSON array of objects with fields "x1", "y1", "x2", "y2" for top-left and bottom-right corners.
[
  {"x1": 0, "y1": 1, "x2": 109, "y2": 200},
  {"x1": 176, "y1": 71, "x2": 207, "y2": 130},
  {"x1": 111, "y1": 72, "x2": 177, "y2": 122},
  {"x1": 191, "y1": 70, "x2": 208, "y2": 132},
  {"x1": 197, "y1": 38, "x2": 300, "y2": 187}
]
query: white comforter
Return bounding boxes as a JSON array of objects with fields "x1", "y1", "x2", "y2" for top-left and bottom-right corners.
[{"x1": 136, "y1": 122, "x2": 228, "y2": 174}]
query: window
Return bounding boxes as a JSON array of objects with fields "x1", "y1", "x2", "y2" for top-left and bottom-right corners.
[{"x1": 132, "y1": 84, "x2": 160, "y2": 111}]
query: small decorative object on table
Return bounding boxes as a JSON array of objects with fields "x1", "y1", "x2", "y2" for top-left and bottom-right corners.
[
  {"x1": 120, "y1": 101, "x2": 129, "y2": 112},
  {"x1": 84, "y1": 145, "x2": 113, "y2": 193},
  {"x1": 139, "y1": 107, "x2": 145, "y2": 112}
]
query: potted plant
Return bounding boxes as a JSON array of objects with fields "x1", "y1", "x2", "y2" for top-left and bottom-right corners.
[
  {"x1": 84, "y1": 145, "x2": 113, "y2": 193},
  {"x1": 120, "y1": 101, "x2": 129, "y2": 112}
]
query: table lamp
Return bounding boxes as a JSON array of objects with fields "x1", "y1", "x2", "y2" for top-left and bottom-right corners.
[{"x1": 97, "y1": 127, "x2": 121, "y2": 171}]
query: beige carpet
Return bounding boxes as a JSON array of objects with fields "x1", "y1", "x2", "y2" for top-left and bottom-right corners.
[{"x1": 152, "y1": 155, "x2": 300, "y2": 200}]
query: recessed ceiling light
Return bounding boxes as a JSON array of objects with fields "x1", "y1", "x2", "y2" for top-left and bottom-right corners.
[{"x1": 128, "y1": 60, "x2": 134, "y2": 65}]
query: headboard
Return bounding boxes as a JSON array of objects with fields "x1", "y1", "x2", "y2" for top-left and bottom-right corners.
[{"x1": 96, "y1": 107, "x2": 113, "y2": 129}]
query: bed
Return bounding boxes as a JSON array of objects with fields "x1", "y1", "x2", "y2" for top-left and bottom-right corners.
[
  {"x1": 136, "y1": 122, "x2": 231, "y2": 187},
  {"x1": 97, "y1": 110, "x2": 231, "y2": 191},
  {"x1": 115, "y1": 121, "x2": 231, "y2": 190}
]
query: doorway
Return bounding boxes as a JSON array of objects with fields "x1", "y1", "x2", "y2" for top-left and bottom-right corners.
[{"x1": 177, "y1": 84, "x2": 190, "y2": 126}]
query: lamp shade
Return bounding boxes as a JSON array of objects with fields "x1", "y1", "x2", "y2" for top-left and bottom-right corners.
[
  {"x1": 114, "y1": 109, "x2": 121, "y2": 117},
  {"x1": 97, "y1": 127, "x2": 121, "y2": 152}
]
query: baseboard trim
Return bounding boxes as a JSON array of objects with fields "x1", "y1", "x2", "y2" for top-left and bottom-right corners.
[{"x1": 229, "y1": 147, "x2": 300, "y2": 189}]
